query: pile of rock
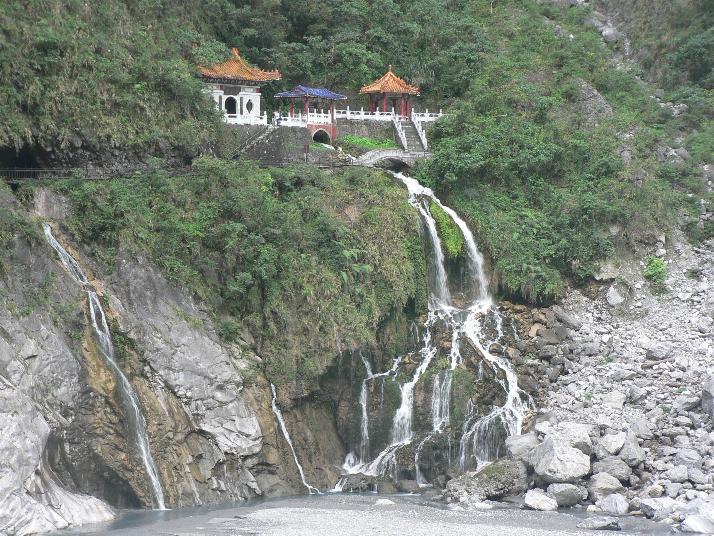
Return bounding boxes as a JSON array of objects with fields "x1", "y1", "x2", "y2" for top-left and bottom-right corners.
[
  {"x1": 521, "y1": 234, "x2": 714, "y2": 532},
  {"x1": 443, "y1": 417, "x2": 713, "y2": 532}
]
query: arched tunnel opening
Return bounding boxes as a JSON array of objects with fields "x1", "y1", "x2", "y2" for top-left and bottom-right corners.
[
  {"x1": 312, "y1": 129, "x2": 331, "y2": 144},
  {"x1": 377, "y1": 157, "x2": 411, "y2": 172}
]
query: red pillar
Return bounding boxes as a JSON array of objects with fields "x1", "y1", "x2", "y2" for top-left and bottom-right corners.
[
  {"x1": 330, "y1": 100, "x2": 335, "y2": 124},
  {"x1": 303, "y1": 97, "x2": 308, "y2": 116},
  {"x1": 369, "y1": 94, "x2": 374, "y2": 112},
  {"x1": 407, "y1": 94, "x2": 411, "y2": 117},
  {"x1": 290, "y1": 97, "x2": 294, "y2": 117},
  {"x1": 382, "y1": 92, "x2": 386, "y2": 113},
  {"x1": 400, "y1": 93, "x2": 405, "y2": 117}
]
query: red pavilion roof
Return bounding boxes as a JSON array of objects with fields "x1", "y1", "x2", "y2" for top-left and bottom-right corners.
[
  {"x1": 199, "y1": 48, "x2": 281, "y2": 83},
  {"x1": 360, "y1": 65, "x2": 419, "y2": 95}
]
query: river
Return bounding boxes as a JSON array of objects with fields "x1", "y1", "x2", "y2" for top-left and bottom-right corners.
[{"x1": 58, "y1": 494, "x2": 670, "y2": 536}]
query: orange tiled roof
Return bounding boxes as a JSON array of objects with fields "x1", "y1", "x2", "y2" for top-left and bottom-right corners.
[
  {"x1": 360, "y1": 65, "x2": 419, "y2": 95},
  {"x1": 199, "y1": 48, "x2": 281, "y2": 83}
]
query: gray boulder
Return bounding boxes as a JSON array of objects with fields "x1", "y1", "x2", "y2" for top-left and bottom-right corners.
[
  {"x1": 627, "y1": 417, "x2": 654, "y2": 440},
  {"x1": 555, "y1": 421, "x2": 593, "y2": 455},
  {"x1": 674, "y1": 448, "x2": 703, "y2": 468},
  {"x1": 674, "y1": 396, "x2": 701, "y2": 413},
  {"x1": 596, "y1": 432, "x2": 625, "y2": 458},
  {"x1": 547, "y1": 483, "x2": 585, "y2": 507},
  {"x1": 688, "y1": 467, "x2": 711, "y2": 485},
  {"x1": 596, "y1": 493, "x2": 630, "y2": 515},
  {"x1": 443, "y1": 459, "x2": 528, "y2": 502},
  {"x1": 606, "y1": 285, "x2": 625, "y2": 306},
  {"x1": 665, "y1": 464, "x2": 689, "y2": 483},
  {"x1": 532, "y1": 437, "x2": 591, "y2": 483},
  {"x1": 588, "y1": 473, "x2": 623, "y2": 502},
  {"x1": 552, "y1": 306, "x2": 583, "y2": 330},
  {"x1": 601, "y1": 26, "x2": 621, "y2": 43},
  {"x1": 577, "y1": 516, "x2": 621, "y2": 530},
  {"x1": 639, "y1": 497, "x2": 678, "y2": 520},
  {"x1": 681, "y1": 516, "x2": 714, "y2": 534},
  {"x1": 702, "y1": 375, "x2": 714, "y2": 418},
  {"x1": 645, "y1": 342, "x2": 673, "y2": 360},
  {"x1": 618, "y1": 432, "x2": 646, "y2": 467},
  {"x1": 524, "y1": 489, "x2": 558, "y2": 511},
  {"x1": 679, "y1": 497, "x2": 714, "y2": 533},
  {"x1": 592, "y1": 457, "x2": 632, "y2": 483},
  {"x1": 602, "y1": 392, "x2": 626, "y2": 410},
  {"x1": 505, "y1": 432, "x2": 539, "y2": 465}
]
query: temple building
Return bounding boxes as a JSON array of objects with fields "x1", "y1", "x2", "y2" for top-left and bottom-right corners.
[
  {"x1": 274, "y1": 85, "x2": 347, "y2": 141},
  {"x1": 360, "y1": 65, "x2": 420, "y2": 117},
  {"x1": 200, "y1": 48, "x2": 281, "y2": 125}
]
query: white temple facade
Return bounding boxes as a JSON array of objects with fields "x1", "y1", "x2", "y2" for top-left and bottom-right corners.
[
  {"x1": 203, "y1": 83, "x2": 266, "y2": 125},
  {"x1": 199, "y1": 48, "x2": 280, "y2": 126}
]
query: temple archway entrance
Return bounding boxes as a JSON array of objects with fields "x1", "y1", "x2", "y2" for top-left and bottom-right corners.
[{"x1": 225, "y1": 97, "x2": 237, "y2": 115}]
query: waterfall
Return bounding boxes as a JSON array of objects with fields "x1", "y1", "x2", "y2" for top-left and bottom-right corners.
[
  {"x1": 337, "y1": 171, "x2": 529, "y2": 485},
  {"x1": 458, "y1": 310, "x2": 530, "y2": 470},
  {"x1": 358, "y1": 353, "x2": 372, "y2": 462},
  {"x1": 269, "y1": 383, "x2": 320, "y2": 494},
  {"x1": 43, "y1": 224, "x2": 166, "y2": 510}
]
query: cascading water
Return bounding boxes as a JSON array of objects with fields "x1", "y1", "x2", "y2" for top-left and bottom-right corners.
[
  {"x1": 43, "y1": 224, "x2": 166, "y2": 510},
  {"x1": 269, "y1": 383, "x2": 320, "y2": 495},
  {"x1": 337, "y1": 172, "x2": 530, "y2": 486},
  {"x1": 355, "y1": 352, "x2": 403, "y2": 464}
]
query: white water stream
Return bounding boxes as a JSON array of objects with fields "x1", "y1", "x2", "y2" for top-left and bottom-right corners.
[
  {"x1": 270, "y1": 383, "x2": 321, "y2": 494},
  {"x1": 338, "y1": 172, "x2": 529, "y2": 485},
  {"x1": 43, "y1": 224, "x2": 166, "y2": 510}
]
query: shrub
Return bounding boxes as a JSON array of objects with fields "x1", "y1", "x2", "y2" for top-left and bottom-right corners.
[
  {"x1": 429, "y1": 202, "x2": 464, "y2": 259},
  {"x1": 335, "y1": 135, "x2": 398, "y2": 155},
  {"x1": 643, "y1": 256, "x2": 667, "y2": 293}
]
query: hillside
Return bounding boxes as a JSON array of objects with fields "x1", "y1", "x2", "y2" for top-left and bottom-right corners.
[
  {"x1": 0, "y1": 1, "x2": 713, "y2": 535},
  {"x1": 2, "y1": 1, "x2": 711, "y2": 301}
]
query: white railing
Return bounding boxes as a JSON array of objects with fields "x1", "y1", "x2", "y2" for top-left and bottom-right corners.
[
  {"x1": 412, "y1": 118, "x2": 428, "y2": 151},
  {"x1": 277, "y1": 109, "x2": 332, "y2": 127},
  {"x1": 225, "y1": 112, "x2": 268, "y2": 125},
  {"x1": 411, "y1": 109, "x2": 443, "y2": 122},
  {"x1": 334, "y1": 107, "x2": 398, "y2": 121},
  {"x1": 392, "y1": 117, "x2": 408, "y2": 150},
  {"x1": 269, "y1": 108, "x2": 445, "y2": 128}
]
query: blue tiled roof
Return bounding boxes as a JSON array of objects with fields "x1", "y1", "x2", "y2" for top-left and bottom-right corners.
[{"x1": 274, "y1": 85, "x2": 347, "y2": 100}]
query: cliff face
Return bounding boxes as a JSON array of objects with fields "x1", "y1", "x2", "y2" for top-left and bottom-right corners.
[{"x1": 0, "y1": 187, "x2": 351, "y2": 534}]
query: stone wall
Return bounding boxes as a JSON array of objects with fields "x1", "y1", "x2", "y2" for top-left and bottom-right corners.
[
  {"x1": 238, "y1": 126, "x2": 348, "y2": 167},
  {"x1": 335, "y1": 119, "x2": 396, "y2": 142}
]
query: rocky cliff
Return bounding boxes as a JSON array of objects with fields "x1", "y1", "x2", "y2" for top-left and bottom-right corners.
[{"x1": 0, "y1": 186, "x2": 357, "y2": 534}]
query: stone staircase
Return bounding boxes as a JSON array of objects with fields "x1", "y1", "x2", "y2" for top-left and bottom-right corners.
[{"x1": 397, "y1": 120, "x2": 426, "y2": 152}]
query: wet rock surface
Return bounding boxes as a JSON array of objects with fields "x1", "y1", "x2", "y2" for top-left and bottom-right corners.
[
  {"x1": 0, "y1": 225, "x2": 117, "y2": 533},
  {"x1": 443, "y1": 459, "x2": 528, "y2": 503}
]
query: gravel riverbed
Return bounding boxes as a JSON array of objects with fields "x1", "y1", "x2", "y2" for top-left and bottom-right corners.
[{"x1": 59, "y1": 494, "x2": 671, "y2": 536}]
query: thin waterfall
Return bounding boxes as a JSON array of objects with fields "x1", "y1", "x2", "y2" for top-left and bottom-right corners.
[
  {"x1": 356, "y1": 352, "x2": 403, "y2": 464},
  {"x1": 358, "y1": 352, "x2": 373, "y2": 462},
  {"x1": 270, "y1": 383, "x2": 320, "y2": 494},
  {"x1": 43, "y1": 224, "x2": 166, "y2": 510}
]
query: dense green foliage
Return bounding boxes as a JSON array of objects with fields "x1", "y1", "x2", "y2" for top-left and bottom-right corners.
[
  {"x1": 643, "y1": 256, "x2": 667, "y2": 293},
  {"x1": 416, "y1": 2, "x2": 701, "y2": 301},
  {"x1": 58, "y1": 159, "x2": 427, "y2": 388},
  {"x1": 2, "y1": 0, "x2": 709, "y2": 306},
  {"x1": 430, "y1": 202, "x2": 464, "y2": 259},
  {"x1": 337, "y1": 135, "x2": 398, "y2": 152},
  {"x1": 0, "y1": 1, "x2": 232, "y2": 154},
  {"x1": 0, "y1": 0, "x2": 494, "y2": 156}
]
